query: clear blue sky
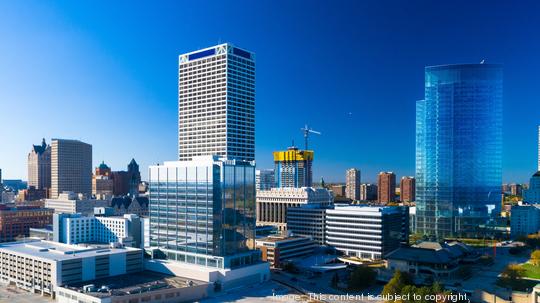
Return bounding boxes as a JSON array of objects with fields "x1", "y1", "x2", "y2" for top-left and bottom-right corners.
[{"x1": 0, "y1": 0, "x2": 539, "y2": 183}]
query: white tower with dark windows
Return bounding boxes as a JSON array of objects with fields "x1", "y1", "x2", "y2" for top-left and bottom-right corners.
[{"x1": 178, "y1": 43, "x2": 255, "y2": 162}]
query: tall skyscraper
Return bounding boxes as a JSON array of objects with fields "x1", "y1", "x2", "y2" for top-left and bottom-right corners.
[
  {"x1": 360, "y1": 183, "x2": 378, "y2": 201},
  {"x1": 178, "y1": 43, "x2": 255, "y2": 162},
  {"x1": 274, "y1": 147, "x2": 313, "y2": 188},
  {"x1": 400, "y1": 176, "x2": 416, "y2": 202},
  {"x1": 148, "y1": 156, "x2": 260, "y2": 269},
  {"x1": 378, "y1": 172, "x2": 396, "y2": 203},
  {"x1": 50, "y1": 139, "x2": 92, "y2": 198},
  {"x1": 345, "y1": 168, "x2": 361, "y2": 201},
  {"x1": 416, "y1": 63, "x2": 503, "y2": 238},
  {"x1": 27, "y1": 138, "x2": 51, "y2": 191}
]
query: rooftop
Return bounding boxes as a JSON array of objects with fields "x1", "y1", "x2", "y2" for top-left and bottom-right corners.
[
  {"x1": 0, "y1": 239, "x2": 140, "y2": 262},
  {"x1": 61, "y1": 271, "x2": 207, "y2": 299},
  {"x1": 256, "y1": 235, "x2": 311, "y2": 244}
]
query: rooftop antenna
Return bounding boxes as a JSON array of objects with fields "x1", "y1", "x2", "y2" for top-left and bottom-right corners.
[{"x1": 300, "y1": 124, "x2": 321, "y2": 150}]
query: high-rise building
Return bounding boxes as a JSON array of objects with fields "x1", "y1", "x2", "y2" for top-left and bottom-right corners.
[
  {"x1": 360, "y1": 183, "x2": 378, "y2": 201},
  {"x1": 148, "y1": 156, "x2": 261, "y2": 269},
  {"x1": 50, "y1": 139, "x2": 92, "y2": 198},
  {"x1": 400, "y1": 176, "x2": 416, "y2": 202},
  {"x1": 524, "y1": 172, "x2": 540, "y2": 203},
  {"x1": 416, "y1": 64, "x2": 503, "y2": 238},
  {"x1": 92, "y1": 162, "x2": 114, "y2": 198},
  {"x1": 111, "y1": 159, "x2": 142, "y2": 196},
  {"x1": 274, "y1": 147, "x2": 313, "y2": 188},
  {"x1": 256, "y1": 169, "x2": 275, "y2": 191},
  {"x1": 510, "y1": 204, "x2": 540, "y2": 238},
  {"x1": 510, "y1": 184, "x2": 523, "y2": 196},
  {"x1": 331, "y1": 185, "x2": 346, "y2": 197},
  {"x1": 27, "y1": 138, "x2": 51, "y2": 192},
  {"x1": 378, "y1": 172, "x2": 396, "y2": 203},
  {"x1": 345, "y1": 168, "x2": 361, "y2": 201},
  {"x1": 178, "y1": 43, "x2": 255, "y2": 162}
]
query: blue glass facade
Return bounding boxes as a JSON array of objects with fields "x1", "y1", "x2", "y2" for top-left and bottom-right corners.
[
  {"x1": 148, "y1": 156, "x2": 259, "y2": 268},
  {"x1": 416, "y1": 64, "x2": 503, "y2": 239}
]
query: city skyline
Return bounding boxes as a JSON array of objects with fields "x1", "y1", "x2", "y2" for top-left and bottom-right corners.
[{"x1": 1, "y1": 1, "x2": 539, "y2": 183}]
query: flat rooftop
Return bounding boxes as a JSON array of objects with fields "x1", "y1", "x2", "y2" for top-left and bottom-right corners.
[
  {"x1": 0, "y1": 239, "x2": 140, "y2": 262},
  {"x1": 256, "y1": 236, "x2": 310, "y2": 243},
  {"x1": 61, "y1": 271, "x2": 207, "y2": 298}
]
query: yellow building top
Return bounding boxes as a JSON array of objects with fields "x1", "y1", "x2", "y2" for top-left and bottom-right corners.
[{"x1": 273, "y1": 149, "x2": 314, "y2": 162}]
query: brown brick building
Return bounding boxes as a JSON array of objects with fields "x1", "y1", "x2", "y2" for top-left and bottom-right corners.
[
  {"x1": 378, "y1": 172, "x2": 396, "y2": 203},
  {"x1": 400, "y1": 176, "x2": 416, "y2": 203},
  {"x1": 0, "y1": 205, "x2": 53, "y2": 242}
]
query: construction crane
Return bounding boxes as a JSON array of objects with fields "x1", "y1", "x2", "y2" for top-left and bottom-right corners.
[{"x1": 301, "y1": 124, "x2": 321, "y2": 150}]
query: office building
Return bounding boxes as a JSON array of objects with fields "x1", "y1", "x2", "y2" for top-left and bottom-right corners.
[
  {"x1": 274, "y1": 147, "x2": 314, "y2": 188},
  {"x1": 178, "y1": 43, "x2": 255, "y2": 162},
  {"x1": 0, "y1": 205, "x2": 53, "y2": 242},
  {"x1": 17, "y1": 186, "x2": 47, "y2": 202},
  {"x1": 287, "y1": 204, "x2": 329, "y2": 245},
  {"x1": 256, "y1": 236, "x2": 316, "y2": 268},
  {"x1": 0, "y1": 239, "x2": 142, "y2": 297},
  {"x1": 92, "y1": 161, "x2": 114, "y2": 199},
  {"x1": 45, "y1": 191, "x2": 109, "y2": 215},
  {"x1": 109, "y1": 195, "x2": 149, "y2": 216},
  {"x1": 416, "y1": 64, "x2": 503, "y2": 238},
  {"x1": 146, "y1": 156, "x2": 268, "y2": 288},
  {"x1": 256, "y1": 169, "x2": 275, "y2": 190},
  {"x1": 331, "y1": 185, "x2": 346, "y2": 197},
  {"x1": 360, "y1": 183, "x2": 378, "y2": 201},
  {"x1": 110, "y1": 159, "x2": 141, "y2": 196},
  {"x1": 27, "y1": 138, "x2": 51, "y2": 192},
  {"x1": 378, "y1": 172, "x2": 396, "y2": 203},
  {"x1": 256, "y1": 187, "x2": 333, "y2": 231},
  {"x1": 400, "y1": 176, "x2": 416, "y2": 202},
  {"x1": 524, "y1": 172, "x2": 540, "y2": 203},
  {"x1": 53, "y1": 212, "x2": 143, "y2": 248},
  {"x1": 325, "y1": 205, "x2": 408, "y2": 260},
  {"x1": 51, "y1": 139, "x2": 92, "y2": 198},
  {"x1": 510, "y1": 204, "x2": 540, "y2": 238},
  {"x1": 345, "y1": 168, "x2": 361, "y2": 201}
]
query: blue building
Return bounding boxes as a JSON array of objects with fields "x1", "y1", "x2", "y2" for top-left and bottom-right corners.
[
  {"x1": 524, "y1": 171, "x2": 540, "y2": 203},
  {"x1": 147, "y1": 156, "x2": 261, "y2": 269},
  {"x1": 415, "y1": 63, "x2": 503, "y2": 239}
]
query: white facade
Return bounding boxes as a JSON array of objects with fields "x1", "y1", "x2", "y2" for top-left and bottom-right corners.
[
  {"x1": 54, "y1": 213, "x2": 142, "y2": 248},
  {"x1": 325, "y1": 205, "x2": 407, "y2": 260},
  {"x1": 256, "y1": 187, "x2": 333, "y2": 231},
  {"x1": 45, "y1": 192, "x2": 109, "y2": 215},
  {"x1": 345, "y1": 168, "x2": 361, "y2": 201},
  {"x1": 178, "y1": 43, "x2": 255, "y2": 162},
  {"x1": 0, "y1": 240, "x2": 142, "y2": 297}
]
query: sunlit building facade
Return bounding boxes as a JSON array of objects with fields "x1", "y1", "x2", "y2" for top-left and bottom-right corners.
[{"x1": 416, "y1": 64, "x2": 503, "y2": 238}]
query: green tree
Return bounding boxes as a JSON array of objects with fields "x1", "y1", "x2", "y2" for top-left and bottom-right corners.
[
  {"x1": 499, "y1": 264, "x2": 525, "y2": 289},
  {"x1": 531, "y1": 249, "x2": 540, "y2": 266},
  {"x1": 348, "y1": 266, "x2": 377, "y2": 290},
  {"x1": 382, "y1": 270, "x2": 413, "y2": 301}
]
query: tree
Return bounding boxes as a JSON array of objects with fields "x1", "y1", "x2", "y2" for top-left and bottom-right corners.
[
  {"x1": 531, "y1": 249, "x2": 540, "y2": 266},
  {"x1": 499, "y1": 264, "x2": 525, "y2": 289},
  {"x1": 382, "y1": 270, "x2": 413, "y2": 301},
  {"x1": 348, "y1": 266, "x2": 377, "y2": 290}
]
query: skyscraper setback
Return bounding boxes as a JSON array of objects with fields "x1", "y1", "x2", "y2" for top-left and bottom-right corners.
[
  {"x1": 416, "y1": 64, "x2": 503, "y2": 238},
  {"x1": 178, "y1": 43, "x2": 255, "y2": 162},
  {"x1": 50, "y1": 139, "x2": 92, "y2": 198}
]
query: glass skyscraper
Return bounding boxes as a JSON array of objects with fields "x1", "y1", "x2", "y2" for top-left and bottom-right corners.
[
  {"x1": 148, "y1": 156, "x2": 259, "y2": 269},
  {"x1": 415, "y1": 64, "x2": 502, "y2": 239}
]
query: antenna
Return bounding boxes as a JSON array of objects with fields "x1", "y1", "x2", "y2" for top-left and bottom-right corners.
[{"x1": 300, "y1": 124, "x2": 321, "y2": 150}]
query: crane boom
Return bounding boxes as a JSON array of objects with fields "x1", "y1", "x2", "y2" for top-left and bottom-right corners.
[{"x1": 301, "y1": 124, "x2": 321, "y2": 150}]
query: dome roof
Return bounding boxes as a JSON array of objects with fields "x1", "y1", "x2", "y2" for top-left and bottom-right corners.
[{"x1": 98, "y1": 161, "x2": 110, "y2": 169}]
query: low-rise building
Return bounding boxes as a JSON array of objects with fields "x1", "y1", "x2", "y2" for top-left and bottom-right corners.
[
  {"x1": 510, "y1": 204, "x2": 540, "y2": 238},
  {"x1": 53, "y1": 211, "x2": 143, "y2": 248},
  {"x1": 287, "y1": 204, "x2": 329, "y2": 245},
  {"x1": 382, "y1": 241, "x2": 480, "y2": 284},
  {"x1": 0, "y1": 239, "x2": 143, "y2": 298},
  {"x1": 255, "y1": 235, "x2": 317, "y2": 268},
  {"x1": 109, "y1": 195, "x2": 149, "y2": 216},
  {"x1": 45, "y1": 192, "x2": 109, "y2": 215},
  {"x1": 325, "y1": 205, "x2": 408, "y2": 260},
  {"x1": 0, "y1": 205, "x2": 53, "y2": 242},
  {"x1": 256, "y1": 187, "x2": 333, "y2": 231}
]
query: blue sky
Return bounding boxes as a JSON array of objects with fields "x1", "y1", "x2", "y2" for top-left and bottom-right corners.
[{"x1": 0, "y1": 0, "x2": 538, "y2": 183}]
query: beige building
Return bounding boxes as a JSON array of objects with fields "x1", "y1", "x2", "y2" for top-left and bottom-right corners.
[
  {"x1": 51, "y1": 139, "x2": 92, "y2": 198},
  {"x1": 256, "y1": 187, "x2": 333, "y2": 231},
  {"x1": 345, "y1": 168, "x2": 361, "y2": 201},
  {"x1": 27, "y1": 138, "x2": 51, "y2": 192},
  {"x1": 45, "y1": 192, "x2": 108, "y2": 215}
]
